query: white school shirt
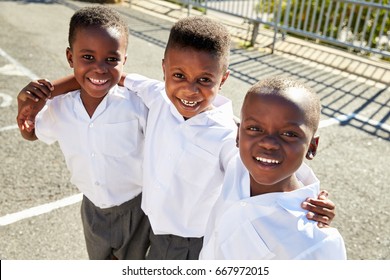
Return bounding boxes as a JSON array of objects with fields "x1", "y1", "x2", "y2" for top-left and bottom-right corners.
[
  {"x1": 35, "y1": 86, "x2": 147, "y2": 208},
  {"x1": 200, "y1": 155, "x2": 347, "y2": 260},
  {"x1": 124, "y1": 74, "x2": 238, "y2": 237}
]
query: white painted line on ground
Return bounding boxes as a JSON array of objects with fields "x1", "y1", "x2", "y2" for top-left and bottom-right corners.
[
  {"x1": 0, "y1": 92, "x2": 12, "y2": 107},
  {"x1": 0, "y1": 193, "x2": 83, "y2": 226},
  {"x1": 0, "y1": 124, "x2": 18, "y2": 132},
  {"x1": 0, "y1": 47, "x2": 39, "y2": 80}
]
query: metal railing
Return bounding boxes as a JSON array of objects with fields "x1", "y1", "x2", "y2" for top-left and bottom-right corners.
[{"x1": 180, "y1": 0, "x2": 390, "y2": 59}]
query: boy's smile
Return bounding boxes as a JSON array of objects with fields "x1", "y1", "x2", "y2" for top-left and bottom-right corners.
[
  {"x1": 162, "y1": 47, "x2": 229, "y2": 119},
  {"x1": 238, "y1": 90, "x2": 317, "y2": 196}
]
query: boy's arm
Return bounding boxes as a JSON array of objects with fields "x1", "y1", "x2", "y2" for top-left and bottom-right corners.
[
  {"x1": 17, "y1": 76, "x2": 79, "y2": 103},
  {"x1": 51, "y1": 75, "x2": 79, "y2": 98},
  {"x1": 16, "y1": 76, "x2": 80, "y2": 140},
  {"x1": 302, "y1": 190, "x2": 335, "y2": 228},
  {"x1": 16, "y1": 79, "x2": 54, "y2": 141},
  {"x1": 120, "y1": 73, "x2": 164, "y2": 107}
]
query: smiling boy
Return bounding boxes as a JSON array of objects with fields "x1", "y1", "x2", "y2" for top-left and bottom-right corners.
[
  {"x1": 17, "y1": 6, "x2": 150, "y2": 260},
  {"x1": 200, "y1": 77, "x2": 347, "y2": 259}
]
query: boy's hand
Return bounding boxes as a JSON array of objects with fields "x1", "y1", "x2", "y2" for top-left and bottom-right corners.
[
  {"x1": 17, "y1": 79, "x2": 53, "y2": 102},
  {"x1": 16, "y1": 79, "x2": 52, "y2": 139},
  {"x1": 17, "y1": 99, "x2": 44, "y2": 133},
  {"x1": 302, "y1": 190, "x2": 335, "y2": 228}
]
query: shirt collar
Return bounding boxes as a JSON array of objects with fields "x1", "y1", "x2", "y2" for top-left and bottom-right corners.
[
  {"x1": 73, "y1": 85, "x2": 119, "y2": 121},
  {"x1": 238, "y1": 158, "x2": 320, "y2": 217}
]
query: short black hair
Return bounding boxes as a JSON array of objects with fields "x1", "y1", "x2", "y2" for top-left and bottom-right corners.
[
  {"x1": 165, "y1": 16, "x2": 231, "y2": 71},
  {"x1": 68, "y1": 6, "x2": 129, "y2": 49},
  {"x1": 243, "y1": 76, "x2": 321, "y2": 133}
]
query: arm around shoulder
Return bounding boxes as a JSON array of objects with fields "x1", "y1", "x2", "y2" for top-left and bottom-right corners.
[{"x1": 123, "y1": 73, "x2": 164, "y2": 107}]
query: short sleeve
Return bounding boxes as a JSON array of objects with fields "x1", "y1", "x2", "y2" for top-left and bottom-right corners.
[
  {"x1": 35, "y1": 100, "x2": 58, "y2": 145},
  {"x1": 124, "y1": 73, "x2": 165, "y2": 108}
]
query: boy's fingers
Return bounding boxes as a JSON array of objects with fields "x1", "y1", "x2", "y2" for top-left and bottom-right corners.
[
  {"x1": 306, "y1": 212, "x2": 331, "y2": 227},
  {"x1": 24, "y1": 120, "x2": 35, "y2": 132},
  {"x1": 36, "y1": 79, "x2": 54, "y2": 98},
  {"x1": 26, "y1": 85, "x2": 50, "y2": 100},
  {"x1": 25, "y1": 90, "x2": 40, "y2": 102},
  {"x1": 19, "y1": 80, "x2": 53, "y2": 102},
  {"x1": 318, "y1": 190, "x2": 329, "y2": 198},
  {"x1": 303, "y1": 201, "x2": 335, "y2": 217},
  {"x1": 305, "y1": 197, "x2": 335, "y2": 209}
]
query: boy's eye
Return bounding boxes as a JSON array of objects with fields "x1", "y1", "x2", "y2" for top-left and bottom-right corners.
[
  {"x1": 82, "y1": 55, "x2": 94, "y2": 60},
  {"x1": 282, "y1": 131, "x2": 298, "y2": 137},
  {"x1": 198, "y1": 77, "x2": 211, "y2": 83},
  {"x1": 107, "y1": 57, "x2": 119, "y2": 62},
  {"x1": 173, "y1": 73, "x2": 185, "y2": 79},
  {"x1": 247, "y1": 126, "x2": 261, "y2": 132}
]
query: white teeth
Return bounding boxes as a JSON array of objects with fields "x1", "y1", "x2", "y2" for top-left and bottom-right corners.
[
  {"x1": 255, "y1": 157, "x2": 280, "y2": 164},
  {"x1": 90, "y1": 78, "x2": 107, "y2": 85},
  {"x1": 180, "y1": 99, "x2": 198, "y2": 107}
]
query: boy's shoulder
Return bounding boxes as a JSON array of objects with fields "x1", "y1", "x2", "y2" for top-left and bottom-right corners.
[
  {"x1": 206, "y1": 94, "x2": 237, "y2": 129},
  {"x1": 113, "y1": 86, "x2": 147, "y2": 108},
  {"x1": 49, "y1": 89, "x2": 80, "y2": 105}
]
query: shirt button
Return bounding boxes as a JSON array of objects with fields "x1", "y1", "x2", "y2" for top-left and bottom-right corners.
[
  {"x1": 95, "y1": 181, "x2": 100, "y2": 186},
  {"x1": 240, "y1": 202, "x2": 247, "y2": 206},
  {"x1": 89, "y1": 123, "x2": 94, "y2": 128},
  {"x1": 91, "y1": 153, "x2": 95, "y2": 157}
]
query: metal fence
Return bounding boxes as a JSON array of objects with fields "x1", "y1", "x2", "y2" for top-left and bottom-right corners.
[{"x1": 180, "y1": 0, "x2": 390, "y2": 59}]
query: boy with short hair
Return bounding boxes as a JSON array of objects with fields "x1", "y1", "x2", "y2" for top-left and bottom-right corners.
[
  {"x1": 200, "y1": 76, "x2": 347, "y2": 259},
  {"x1": 18, "y1": 6, "x2": 150, "y2": 260},
  {"x1": 17, "y1": 16, "x2": 335, "y2": 260},
  {"x1": 122, "y1": 16, "x2": 236, "y2": 259}
]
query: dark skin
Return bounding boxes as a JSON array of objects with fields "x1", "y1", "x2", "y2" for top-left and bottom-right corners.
[{"x1": 16, "y1": 77, "x2": 335, "y2": 227}]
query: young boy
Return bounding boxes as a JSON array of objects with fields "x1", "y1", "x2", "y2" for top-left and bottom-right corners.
[
  {"x1": 17, "y1": 16, "x2": 335, "y2": 260},
  {"x1": 200, "y1": 76, "x2": 347, "y2": 259},
  {"x1": 17, "y1": 6, "x2": 150, "y2": 260}
]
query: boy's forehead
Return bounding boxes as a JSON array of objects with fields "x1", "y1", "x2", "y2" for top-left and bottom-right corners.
[
  {"x1": 73, "y1": 26, "x2": 127, "y2": 47},
  {"x1": 242, "y1": 89, "x2": 316, "y2": 126},
  {"x1": 248, "y1": 87, "x2": 309, "y2": 105},
  {"x1": 75, "y1": 25, "x2": 123, "y2": 38},
  {"x1": 166, "y1": 45, "x2": 217, "y2": 58},
  {"x1": 165, "y1": 46, "x2": 228, "y2": 70}
]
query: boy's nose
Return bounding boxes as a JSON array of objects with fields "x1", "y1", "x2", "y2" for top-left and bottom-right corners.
[
  {"x1": 95, "y1": 62, "x2": 108, "y2": 73},
  {"x1": 186, "y1": 82, "x2": 199, "y2": 94},
  {"x1": 258, "y1": 135, "x2": 279, "y2": 150}
]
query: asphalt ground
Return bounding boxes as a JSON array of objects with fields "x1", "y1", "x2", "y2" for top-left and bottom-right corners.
[{"x1": 0, "y1": 0, "x2": 389, "y2": 261}]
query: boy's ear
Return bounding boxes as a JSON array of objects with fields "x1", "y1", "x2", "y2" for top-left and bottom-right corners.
[
  {"x1": 66, "y1": 47, "x2": 74, "y2": 68},
  {"x1": 236, "y1": 122, "x2": 240, "y2": 148},
  {"x1": 219, "y1": 70, "x2": 230, "y2": 89},
  {"x1": 161, "y1": 58, "x2": 165, "y2": 80},
  {"x1": 306, "y1": 136, "x2": 319, "y2": 160}
]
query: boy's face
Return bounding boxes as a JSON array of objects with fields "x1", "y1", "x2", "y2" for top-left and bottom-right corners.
[
  {"x1": 66, "y1": 26, "x2": 127, "y2": 100},
  {"x1": 238, "y1": 90, "x2": 318, "y2": 195},
  {"x1": 162, "y1": 47, "x2": 229, "y2": 119}
]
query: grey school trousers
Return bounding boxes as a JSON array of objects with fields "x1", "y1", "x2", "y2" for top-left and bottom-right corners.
[
  {"x1": 81, "y1": 194, "x2": 150, "y2": 260},
  {"x1": 146, "y1": 231, "x2": 203, "y2": 260}
]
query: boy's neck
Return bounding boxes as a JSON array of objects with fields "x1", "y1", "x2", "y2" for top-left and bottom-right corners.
[
  {"x1": 80, "y1": 91, "x2": 107, "y2": 118},
  {"x1": 181, "y1": 104, "x2": 216, "y2": 121},
  {"x1": 249, "y1": 174, "x2": 301, "y2": 197}
]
